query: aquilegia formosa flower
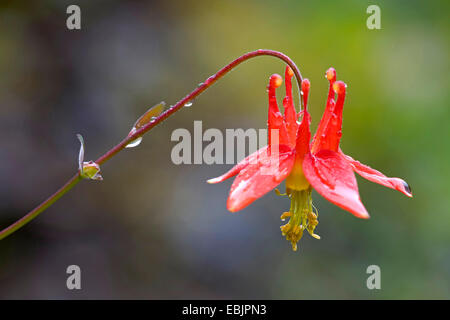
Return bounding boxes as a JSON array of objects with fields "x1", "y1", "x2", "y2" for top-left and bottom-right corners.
[{"x1": 208, "y1": 66, "x2": 412, "y2": 251}]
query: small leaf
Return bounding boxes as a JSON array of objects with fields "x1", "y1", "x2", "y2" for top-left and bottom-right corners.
[
  {"x1": 76, "y1": 134, "x2": 103, "y2": 181},
  {"x1": 126, "y1": 102, "x2": 165, "y2": 148},
  {"x1": 133, "y1": 102, "x2": 165, "y2": 130},
  {"x1": 76, "y1": 134, "x2": 85, "y2": 172}
]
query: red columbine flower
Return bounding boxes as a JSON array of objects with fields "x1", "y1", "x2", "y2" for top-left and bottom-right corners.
[{"x1": 208, "y1": 66, "x2": 412, "y2": 251}]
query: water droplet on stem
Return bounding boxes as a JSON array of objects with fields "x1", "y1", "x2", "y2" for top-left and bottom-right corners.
[{"x1": 126, "y1": 137, "x2": 143, "y2": 148}]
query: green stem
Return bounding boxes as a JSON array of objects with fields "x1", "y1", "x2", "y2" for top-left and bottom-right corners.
[
  {"x1": 0, "y1": 174, "x2": 82, "y2": 240},
  {"x1": 0, "y1": 49, "x2": 303, "y2": 240}
]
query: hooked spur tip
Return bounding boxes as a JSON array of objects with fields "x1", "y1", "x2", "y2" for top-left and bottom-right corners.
[
  {"x1": 333, "y1": 81, "x2": 346, "y2": 95},
  {"x1": 286, "y1": 66, "x2": 294, "y2": 78},
  {"x1": 269, "y1": 74, "x2": 283, "y2": 88},
  {"x1": 301, "y1": 79, "x2": 310, "y2": 92},
  {"x1": 326, "y1": 67, "x2": 336, "y2": 82}
]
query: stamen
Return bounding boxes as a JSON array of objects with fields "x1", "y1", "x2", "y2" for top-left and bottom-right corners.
[
  {"x1": 307, "y1": 211, "x2": 320, "y2": 239},
  {"x1": 280, "y1": 211, "x2": 291, "y2": 221},
  {"x1": 280, "y1": 188, "x2": 320, "y2": 251},
  {"x1": 274, "y1": 188, "x2": 287, "y2": 196}
]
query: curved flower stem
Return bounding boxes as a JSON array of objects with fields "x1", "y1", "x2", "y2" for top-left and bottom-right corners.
[
  {"x1": 0, "y1": 49, "x2": 303, "y2": 240},
  {"x1": 96, "y1": 50, "x2": 304, "y2": 165}
]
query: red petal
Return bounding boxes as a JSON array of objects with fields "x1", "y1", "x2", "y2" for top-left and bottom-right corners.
[
  {"x1": 268, "y1": 74, "x2": 290, "y2": 147},
  {"x1": 301, "y1": 78, "x2": 310, "y2": 111},
  {"x1": 311, "y1": 68, "x2": 337, "y2": 153},
  {"x1": 227, "y1": 144, "x2": 295, "y2": 212},
  {"x1": 303, "y1": 150, "x2": 369, "y2": 219},
  {"x1": 282, "y1": 67, "x2": 298, "y2": 148},
  {"x1": 340, "y1": 150, "x2": 412, "y2": 197},
  {"x1": 295, "y1": 110, "x2": 311, "y2": 158},
  {"x1": 312, "y1": 81, "x2": 346, "y2": 153},
  {"x1": 207, "y1": 146, "x2": 270, "y2": 184}
]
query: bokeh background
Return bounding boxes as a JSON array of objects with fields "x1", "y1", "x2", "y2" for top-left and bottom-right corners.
[{"x1": 0, "y1": 0, "x2": 449, "y2": 299}]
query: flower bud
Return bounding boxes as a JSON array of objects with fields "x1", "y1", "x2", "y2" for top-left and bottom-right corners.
[
  {"x1": 81, "y1": 161, "x2": 103, "y2": 181},
  {"x1": 77, "y1": 134, "x2": 103, "y2": 181}
]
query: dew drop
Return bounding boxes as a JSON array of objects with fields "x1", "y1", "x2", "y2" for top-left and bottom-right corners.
[
  {"x1": 126, "y1": 136, "x2": 143, "y2": 148},
  {"x1": 184, "y1": 101, "x2": 193, "y2": 107},
  {"x1": 402, "y1": 180, "x2": 412, "y2": 195}
]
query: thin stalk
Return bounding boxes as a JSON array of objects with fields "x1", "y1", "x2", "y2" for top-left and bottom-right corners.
[
  {"x1": 0, "y1": 174, "x2": 82, "y2": 240},
  {"x1": 0, "y1": 49, "x2": 303, "y2": 240}
]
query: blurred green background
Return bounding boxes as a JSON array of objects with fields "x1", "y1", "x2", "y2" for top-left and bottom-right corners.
[{"x1": 0, "y1": 0, "x2": 449, "y2": 299}]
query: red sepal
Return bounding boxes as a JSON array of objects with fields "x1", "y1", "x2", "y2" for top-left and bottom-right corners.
[
  {"x1": 303, "y1": 149, "x2": 369, "y2": 219},
  {"x1": 227, "y1": 144, "x2": 295, "y2": 212},
  {"x1": 207, "y1": 146, "x2": 270, "y2": 184},
  {"x1": 340, "y1": 151, "x2": 412, "y2": 197}
]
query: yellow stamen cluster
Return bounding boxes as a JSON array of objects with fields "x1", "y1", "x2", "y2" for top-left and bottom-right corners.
[{"x1": 279, "y1": 188, "x2": 320, "y2": 251}]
